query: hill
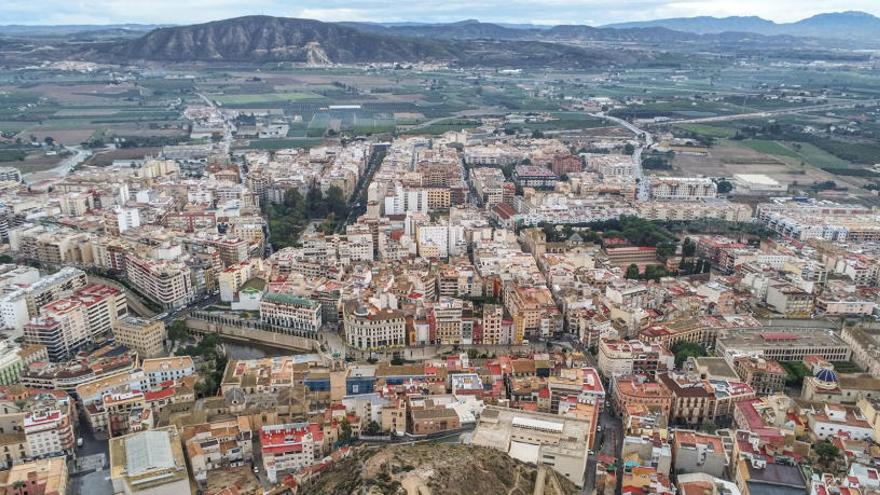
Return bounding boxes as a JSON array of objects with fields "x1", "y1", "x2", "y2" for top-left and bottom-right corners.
[
  {"x1": 605, "y1": 11, "x2": 880, "y2": 41},
  {"x1": 90, "y1": 16, "x2": 642, "y2": 68},
  {"x1": 301, "y1": 443, "x2": 578, "y2": 495},
  {"x1": 98, "y1": 15, "x2": 455, "y2": 64}
]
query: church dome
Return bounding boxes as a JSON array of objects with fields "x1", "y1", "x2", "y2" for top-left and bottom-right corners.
[{"x1": 815, "y1": 368, "x2": 838, "y2": 384}]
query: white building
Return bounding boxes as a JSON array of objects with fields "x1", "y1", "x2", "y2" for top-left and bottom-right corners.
[
  {"x1": 733, "y1": 174, "x2": 786, "y2": 195},
  {"x1": 343, "y1": 303, "x2": 406, "y2": 351},
  {"x1": 260, "y1": 293, "x2": 322, "y2": 333},
  {"x1": 260, "y1": 423, "x2": 322, "y2": 483},
  {"x1": 649, "y1": 177, "x2": 717, "y2": 201},
  {"x1": 114, "y1": 206, "x2": 141, "y2": 233},
  {"x1": 808, "y1": 403, "x2": 874, "y2": 441},
  {"x1": 383, "y1": 183, "x2": 428, "y2": 216}
]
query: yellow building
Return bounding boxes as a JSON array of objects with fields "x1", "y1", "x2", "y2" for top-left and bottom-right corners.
[{"x1": 112, "y1": 316, "x2": 166, "y2": 358}]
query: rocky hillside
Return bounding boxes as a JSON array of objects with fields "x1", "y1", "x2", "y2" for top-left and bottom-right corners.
[
  {"x1": 100, "y1": 16, "x2": 455, "y2": 63},
  {"x1": 301, "y1": 444, "x2": 578, "y2": 495},
  {"x1": 88, "y1": 15, "x2": 646, "y2": 68}
]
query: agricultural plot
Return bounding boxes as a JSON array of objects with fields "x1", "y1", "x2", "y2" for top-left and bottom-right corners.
[
  {"x1": 738, "y1": 140, "x2": 801, "y2": 159},
  {"x1": 213, "y1": 92, "x2": 324, "y2": 106},
  {"x1": 675, "y1": 124, "x2": 738, "y2": 139},
  {"x1": 233, "y1": 138, "x2": 324, "y2": 151},
  {"x1": 670, "y1": 140, "x2": 837, "y2": 187}
]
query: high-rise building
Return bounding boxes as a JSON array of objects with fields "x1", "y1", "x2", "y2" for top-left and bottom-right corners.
[{"x1": 23, "y1": 299, "x2": 90, "y2": 362}]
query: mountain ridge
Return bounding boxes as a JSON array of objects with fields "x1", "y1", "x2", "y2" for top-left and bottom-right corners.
[
  {"x1": 604, "y1": 11, "x2": 880, "y2": 40},
  {"x1": 87, "y1": 15, "x2": 645, "y2": 68},
  {"x1": 69, "y1": 14, "x2": 876, "y2": 68}
]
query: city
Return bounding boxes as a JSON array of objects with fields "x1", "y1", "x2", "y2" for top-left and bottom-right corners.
[{"x1": 1, "y1": 3, "x2": 880, "y2": 495}]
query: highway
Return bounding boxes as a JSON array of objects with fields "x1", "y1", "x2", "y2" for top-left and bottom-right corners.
[{"x1": 664, "y1": 98, "x2": 880, "y2": 125}]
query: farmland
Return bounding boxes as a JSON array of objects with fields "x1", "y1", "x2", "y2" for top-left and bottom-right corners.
[{"x1": 213, "y1": 92, "x2": 324, "y2": 106}]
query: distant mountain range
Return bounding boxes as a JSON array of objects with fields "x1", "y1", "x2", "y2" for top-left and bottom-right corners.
[
  {"x1": 5, "y1": 11, "x2": 879, "y2": 67},
  {"x1": 0, "y1": 23, "x2": 162, "y2": 37},
  {"x1": 6, "y1": 11, "x2": 880, "y2": 42},
  {"x1": 605, "y1": 11, "x2": 880, "y2": 41}
]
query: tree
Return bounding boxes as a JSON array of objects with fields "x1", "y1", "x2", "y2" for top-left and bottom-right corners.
[
  {"x1": 168, "y1": 319, "x2": 189, "y2": 344},
  {"x1": 339, "y1": 418, "x2": 353, "y2": 443},
  {"x1": 623, "y1": 143, "x2": 636, "y2": 155},
  {"x1": 656, "y1": 241, "x2": 676, "y2": 260},
  {"x1": 643, "y1": 265, "x2": 670, "y2": 281},
  {"x1": 781, "y1": 361, "x2": 810, "y2": 387},
  {"x1": 364, "y1": 420, "x2": 381, "y2": 436},
  {"x1": 306, "y1": 185, "x2": 327, "y2": 218},
  {"x1": 625, "y1": 263, "x2": 640, "y2": 279},
  {"x1": 716, "y1": 179, "x2": 733, "y2": 194},
  {"x1": 325, "y1": 185, "x2": 348, "y2": 219},
  {"x1": 682, "y1": 237, "x2": 696, "y2": 258},
  {"x1": 815, "y1": 441, "x2": 839, "y2": 465},
  {"x1": 671, "y1": 342, "x2": 706, "y2": 368}
]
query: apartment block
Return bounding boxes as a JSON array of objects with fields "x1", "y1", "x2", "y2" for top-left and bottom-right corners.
[{"x1": 112, "y1": 316, "x2": 166, "y2": 359}]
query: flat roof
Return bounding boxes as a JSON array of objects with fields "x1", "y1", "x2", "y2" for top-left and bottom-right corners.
[{"x1": 512, "y1": 416, "x2": 564, "y2": 433}]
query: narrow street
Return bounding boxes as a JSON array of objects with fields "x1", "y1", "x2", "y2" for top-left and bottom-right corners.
[{"x1": 582, "y1": 402, "x2": 622, "y2": 495}]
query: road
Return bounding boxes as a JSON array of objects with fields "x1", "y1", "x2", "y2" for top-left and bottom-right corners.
[
  {"x1": 403, "y1": 110, "x2": 496, "y2": 131},
  {"x1": 86, "y1": 274, "x2": 157, "y2": 318},
  {"x1": 23, "y1": 146, "x2": 92, "y2": 182},
  {"x1": 336, "y1": 144, "x2": 387, "y2": 232},
  {"x1": 665, "y1": 98, "x2": 880, "y2": 125},
  {"x1": 581, "y1": 401, "x2": 622, "y2": 495},
  {"x1": 195, "y1": 92, "x2": 233, "y2": 154},
  {"x1": 589, "y1": 112, "x2": 653, "y2": 201},
  {"x1": 585, "y1": 98, "x2": 880, "y2": 202}
]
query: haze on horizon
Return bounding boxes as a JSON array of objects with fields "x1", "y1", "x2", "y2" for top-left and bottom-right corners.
[{"x1": 3, "y1": 0, "x2": 880, "y2": 27}]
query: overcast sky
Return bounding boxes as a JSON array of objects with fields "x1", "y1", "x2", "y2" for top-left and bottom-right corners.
[{"x1": 3, "y1": 0, "x2": 880, "y2": 26}]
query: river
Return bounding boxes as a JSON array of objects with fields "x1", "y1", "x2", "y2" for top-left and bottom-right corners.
[{"x1": 222, "y1": 339, "x2": 312, "y2": 360}]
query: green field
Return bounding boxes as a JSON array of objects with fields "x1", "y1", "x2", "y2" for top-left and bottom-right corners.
[
  {"x1": 790, "y1": 142, "x2": 851, "y2": 169},
  {"x1": 738, "y1": 139, "x2": 801, "y2": 159},
  {"x1": 0, "y1": 149, "x2": 26, "y2": 162},
  {"x1": 214, "y1": 92, "x2": 323, "y2": 105},
  {"x1": 676, "y1": 124, "x2": 737, "y2": 138}
]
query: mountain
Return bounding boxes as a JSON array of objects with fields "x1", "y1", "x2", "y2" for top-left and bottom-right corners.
[
  {"x1": 344, "y1": 19, "x2": 755, "y2": 44},
  {"x1": 90, "y1": 16, "x2": 642, "y2": 68},
  {"x1": 604, "y1": 11, "x2": 880, "y2": 41},
  {"x1": 98, "y1": 16, "x2": 456, "y2": 64},
  {"x1": 76, "y1": 14, "x2": 862, "y2": 69},
  {"x1": 786, "y1": 11, "x2": 880, "y2": 40},
  {"x1": 302, "y1": 444, "x2": 578, "y2": 495},
  {"x1": 0, "y1": 23, "x2": 163, "y2": 38},
  {"x1": 606, "y1": 16, "x2": 777, "y2": 35},
  {"x1": 340, "y1": 20, "x2": 529, "y2": 40}
]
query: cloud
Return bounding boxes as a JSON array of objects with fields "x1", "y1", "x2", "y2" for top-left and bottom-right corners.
[
  {"x1": 294, "y1": 8, "x2": 373, "y2": 22},
  {"x1": 1, "y1": 0, "x2": 878, "y2": 26}
]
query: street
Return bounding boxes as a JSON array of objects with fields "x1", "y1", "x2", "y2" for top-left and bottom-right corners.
[
  {"x1": 582, "y1": 401, "x2": 622, "y2": 495},
  {"x1": 589, "y1": 112, "x2": 653, "y2": 201},
  {"x1": 23, "y1": 145, "x2": 92, "y2": 183}
]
